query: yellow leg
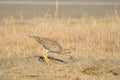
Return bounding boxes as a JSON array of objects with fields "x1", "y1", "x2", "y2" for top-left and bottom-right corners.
[{"x1": 42, "y1": 52, "x2": 52, "y2": 65}]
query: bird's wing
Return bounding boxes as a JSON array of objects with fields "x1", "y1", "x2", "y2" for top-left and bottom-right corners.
[{"x1": 43, "y1": 41, "x2": 62, "y2": 53}]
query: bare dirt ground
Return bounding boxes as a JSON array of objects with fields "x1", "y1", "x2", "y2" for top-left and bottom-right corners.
[
  {"x1": 0, "y1": 56, "x2": 120, "y2": 80},
  {"x1": 0, "y1": 14, "x2": 120, "y2": 80}
]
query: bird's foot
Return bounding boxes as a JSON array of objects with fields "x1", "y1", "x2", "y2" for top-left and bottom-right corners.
[{"x1": 43, "y1": 53, "x2": 52, "y2": 65}]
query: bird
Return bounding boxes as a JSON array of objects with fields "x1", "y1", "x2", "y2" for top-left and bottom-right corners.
[{"x1": 29, "y1": 35, "x2": 71, "y2": 65}]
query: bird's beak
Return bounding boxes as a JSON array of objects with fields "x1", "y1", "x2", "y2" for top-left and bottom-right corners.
[
  {"x1": 28, "y1": 35, "x2": 38, "y2": 40},
  {"x1": 28, "y1": 35, "x2": 34, "y2": 38}
]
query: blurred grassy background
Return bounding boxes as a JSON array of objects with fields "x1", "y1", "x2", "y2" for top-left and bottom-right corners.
[{"x1": 0, "y1": 11, "x2": 120, "y2": 59}]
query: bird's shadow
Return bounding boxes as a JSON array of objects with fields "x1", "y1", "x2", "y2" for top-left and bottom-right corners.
[{"x1": 36, "y1": 56, "x2": 67, "y2": 64}]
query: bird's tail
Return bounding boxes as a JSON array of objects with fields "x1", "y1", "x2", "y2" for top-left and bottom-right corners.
[
  {"x1": 61, "y1": 49, "x2": 72, "y2": 58},
  {"x1": 62, "y1": 49, "x2": 74, "y2": 60}
]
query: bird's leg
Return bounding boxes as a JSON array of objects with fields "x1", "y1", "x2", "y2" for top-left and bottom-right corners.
[{"x1": 42, "y1": 52, "x2": 52, "y2": 65}]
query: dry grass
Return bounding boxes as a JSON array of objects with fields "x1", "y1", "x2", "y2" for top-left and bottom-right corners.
[{"x1": 0, "y1": 13, "x2": 120, "y2": 80}]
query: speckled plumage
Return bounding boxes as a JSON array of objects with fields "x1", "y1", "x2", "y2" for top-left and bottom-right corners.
[{"x1": 29, "y1": 36, "x2": 70, "y2": 55}]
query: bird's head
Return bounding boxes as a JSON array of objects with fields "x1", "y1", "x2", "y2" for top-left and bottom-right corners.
[{"x1": 28, "y1": 35, "x2": 44, "y2": 43}]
